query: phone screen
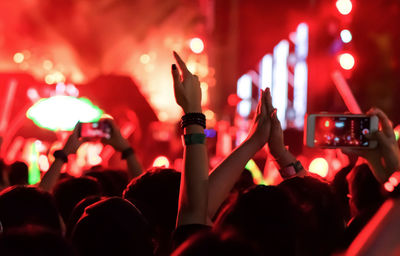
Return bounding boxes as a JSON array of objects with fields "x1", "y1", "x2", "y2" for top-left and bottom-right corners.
[
  {"x1": 80, "y1": 122, "x2": 111, "y2": 139},
  {"x1": 314, "y1": 116, "x2": 371, "y2": 147}
]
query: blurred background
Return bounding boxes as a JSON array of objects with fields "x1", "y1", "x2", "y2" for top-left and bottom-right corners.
[{"x1": 0, "y1": 0, "x2": 399, "y2": 184}]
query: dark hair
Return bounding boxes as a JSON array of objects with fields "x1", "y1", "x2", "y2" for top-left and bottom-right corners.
[
  {"x1": 123, "y1": 167, "x2": 181, "y2": 236},
  {"x1": 85, "y1": 169, "x2": 129, "y2": 197},
  {"x1": 0, "y1": 225, "x2": 76, "y2": 256},
  {"x1": 173, "y1": 230, "x2": 261, "y2": 256},
  {"x1": 278, "y1": 176, "x2": 346, "y2": 255},
  {"x1": 0, "y1": 186, "x2": 62, "y2": 233},
  {"x1": 8, "y1": 161, "x2": 29, "y2": 185},
  {"x1": 216, "y1": 185, "x2": 298, "y2": 256},
  {"x1": 66, "y1": 195, "x2": 104, "y2": 238},
  {"x1": 71, "y1": 197, "x2": 154, "y2": 256},
  {"x1": 347, "y1": 164, "x2": 385, "y2": 213},
  {"x1": 53, "y1": 177, "x2": 102, "y2": 222}
]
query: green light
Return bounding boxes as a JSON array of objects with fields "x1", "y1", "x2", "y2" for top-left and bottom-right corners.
[
  {"x1": 27, "y1": 96, "x2": 103, "y2": 131},
  {"x1": 245, "y1": 159, "x2": 267, "y2": 185},
  {"x1": 395, "y1": 131, "x2": 399, "y2": 141},
  {"x1": 28, "y1": 142, "x2": 40, "y2": 185}
]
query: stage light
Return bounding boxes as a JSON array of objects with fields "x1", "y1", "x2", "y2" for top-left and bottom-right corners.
[
  {"x1": 190, "y1": 37, "x2": 204, "y2": 54},
  {"x1": 13, "y1": 52, "x2": 24, "y2": 63},
  {"x1": 339, "y1": 53, "x2": 355, "y2": 70},
  {"x1": 384, "y1": 182, "x2": 394, "y2": 192},
  {"x1": 152, "y1": 156, "x2": 170, "y2": 168},
  {"x1": 43, "y1": 60, "x2": 53, "y2": 70},
  {"x1": 308, "y1": 157, "x2": 329, "y2": 178},
  {"x1": 27, "y1": 96, "x2": 104, "y2": 131},
  {"x1": 38, "y1": 155, "x2": 50, "y2": 172},
  {"x1": 140, "y1": 54, "x2": 150, "y2": 64},
  {"x1": 324, "y1": 120, "x2": 330, "y2": 128},
  {"x1": 204, "y1": 109, "x2": 215, "y2": 120},
  {"x1": 340, "y1": 29, "x2": 352, "y2": 43},
  {"x1": 336, "y1": 0, "x2": 352, "y2": 15}
]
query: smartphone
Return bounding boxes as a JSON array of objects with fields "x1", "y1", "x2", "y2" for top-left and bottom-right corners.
[
  {"x1": 79, "y1": 121, "x2": 111, "y2": 139},
  {"x1": 305, "y1": 113, "x2": 379, "y2": 148}
]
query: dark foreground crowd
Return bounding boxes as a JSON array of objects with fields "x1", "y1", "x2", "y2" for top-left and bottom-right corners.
[{"x1": 0, "y1": 52, "x2": 398, "y2": 256}]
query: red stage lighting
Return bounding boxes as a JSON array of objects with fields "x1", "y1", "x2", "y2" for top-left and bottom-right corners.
[
  {"x1": 336, "y1": 0, "x2": 352, "y2": 15},
  {"x1": 190, "y1": 37, "x2": 204, "y2": 54},
  {"x1": 339, "y1": 53, "x2": 355, "y2": 70},
  {"x1": 308, "y1": 157, "x2": 329, "y2": 178}
]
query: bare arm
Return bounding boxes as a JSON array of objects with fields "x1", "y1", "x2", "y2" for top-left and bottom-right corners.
[
  {"x1": 101, "y1": 119, "x2": 143, "y2": 179},
  {"x1": 172, "y1": 52, "x2": 209, "y2": 226},
  {"x1": 207, "y1": 89, "x2": 273, "y2": 219},
  {"x1": 39, "y1": 124, "x2": 83, "y2": 192}
]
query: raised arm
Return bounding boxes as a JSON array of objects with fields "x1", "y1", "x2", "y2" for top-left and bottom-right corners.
[
  {"x1": 172, "y1": 51, "x2": 209, "y2": 227},
  {"x1": 207, "y1": 89, "x2": 273, "y2": 219},
  {"x1": 268, "y1": 108, "x2": 307, "y2": 179},
  {"x1": 101, "y1": 119, "x2": 143, "y2": 179},
  {"x1": 344, "y1": 108, "x2": 400, "y2": 184},
  {"x1": 39, "y1": 124, "x2": 83, "y2": 192}
]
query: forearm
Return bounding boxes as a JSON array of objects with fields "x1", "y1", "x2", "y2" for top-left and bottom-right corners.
[
  {"x1": 208, "y1": 138, "x2": 259, "y2": 219},
  {"x1": 177, "y1": 124, "x2": 209, "y2": 226},
  {"x1": 39, "y1": 158, "x2": 65, "y2": 192},
  {"x1": 124, "y1": 152, "x2": 143, "y2": 179},
  {"x1": 271, "y1": 148, "x2": 307, "y2": 178}
]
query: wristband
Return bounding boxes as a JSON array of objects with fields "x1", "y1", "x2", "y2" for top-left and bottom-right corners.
[
  {"x1": 53, "y1": 150, "x2": 68, "y2": 163},
  {"x1": 279, "y1": 161, "x2": 303, "y2": 179},
  {"x1": 181, "y1": 113, "x2": 206, "y2": 129},
  {"x1": 121, "y1": 147, "x2": 134, "y2": 159},
  {"x1": 182, "y1": 133, "x2": 206, "y2": 145}
]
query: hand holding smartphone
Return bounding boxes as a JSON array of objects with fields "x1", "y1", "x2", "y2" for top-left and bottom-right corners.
[
  {"x1": 305, "y1": 113, "x2": 378, "y2": 148},
  {"x1": 79, "y1": 120, "x2": 112, "y2": 140}
]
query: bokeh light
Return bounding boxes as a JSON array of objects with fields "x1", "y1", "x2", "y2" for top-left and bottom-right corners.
[
  {"x1": 308, "y1": 157, "x2": 329, "y2": 178},
  {"x1": 340, "y1": 29, "x2": 352, "y2": 43},
  {"x1": 190, "y1": 37, "x2": 204, "y2": 54},
  {"x1": 336, "y1": 0, "x2": 352, "y2": 15},
  {"x1": 339, "y1": 53, "x2": 355, "y2": 70}
]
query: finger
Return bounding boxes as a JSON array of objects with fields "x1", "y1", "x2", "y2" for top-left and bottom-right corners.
[
  {"x1": 368, "y1": 108, "x2": 394, "y2": 137},
  {"x1": 173, "y1": 51, "x2": 190, "y2": 78},
  {"x1": 260, "y1": 89, "x2": 267, "y2": 117},
  {"x1": 265, "y1": 87, "x2": 274, "y2": 114},
  {"x1": 72, "y1": 122, "x2": 81, "y2": 137},
  {"x1": 370, "y1": 131, "x2": 391, "y2": 148},
  {"x1": 255, "y1": 92, "x2": 262, "y2": 115}
]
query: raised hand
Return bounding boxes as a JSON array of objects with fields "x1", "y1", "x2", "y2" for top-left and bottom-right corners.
[
  {"x1": 246, "y1": 88, "x2": 274, "y2": 149},
  {"x1": 343, "y1": 108, "x2": 400, "y2": 183},
  {"x1": 171, "y1": 51, "x2": 202, "y2": 113},
  {"x1": 100, "y1": 119, "x2": 130, "y2": 152},
  {"x1": 63, "y1": 123, "x2": 85, "y2": 155}
]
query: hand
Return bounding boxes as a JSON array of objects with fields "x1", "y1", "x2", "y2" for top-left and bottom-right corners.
[
  {"x1": 246, "y1": 88, "x2": 274, "y2": 149},
  {"x1": 63, "y1": 123, "x2": 85, "y2": 155},
  {"x1": 101, "y1": 119, "x2": 130, "y2": 152},
  {"x1": 269, "y1": 107, "x2": 286, "y2": 158},
  {"x1": 171, "y1": 51, "x2": 202, "y2": 113},
  {"x1": 343, "y1": 108, "x2": 400, "y2": 183}
]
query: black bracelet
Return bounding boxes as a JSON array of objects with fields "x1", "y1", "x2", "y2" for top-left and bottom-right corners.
[
  {"x1": 181, "y1": 113, "x2": 206, "y2": 129},
  {"x1": 53, "y1": 150, "x2": 68, "y2": 163},
  {"x1": 121, "y1": 147, "x2": 134, "y2": 159}
]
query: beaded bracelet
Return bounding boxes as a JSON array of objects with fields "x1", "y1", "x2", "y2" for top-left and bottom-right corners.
[{"x1": 181, "y1": 113, "x2": 206, "y2": 129}]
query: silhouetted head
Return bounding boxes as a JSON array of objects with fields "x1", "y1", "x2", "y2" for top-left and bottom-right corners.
[
  {"x1": 71, "y1": 197, "x2": 154, "y2": 256},
  {"x1": 216, "y1": 185, "x2": 298, "y2": 256},
  {"x1": 347, "y1": 164, "x2": 385, "y2": 215},
  {"x1": 0, "y1": 186, "x2": 62, "y2": 233},
  {"x1": 53, "y1": 176, "x2": 102, "y2": 222},
  {"x1": 278, "y1": 176, "x2": 345, "y2": 256},
  {"x1": 66, "y1": 195, "x2": 104, "y2": 238},
  {"x1": 86, "y1": 169, "x2": 129, "y2": 196},
  {"x1": 172, "y1": 230, "x2": 261, "y2": 256},
  {"x1": 0, "y1": 225, "x2": 76, "y2": 256},
  {"x1": 123, "y1": 167, "x2": 180, "y2": 237},
  {"x1": 8, "y1": 161, "x2": 29, "y2": 185}
]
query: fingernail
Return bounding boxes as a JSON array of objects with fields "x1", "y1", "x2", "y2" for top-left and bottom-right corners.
[{"x1": 172, "y1": 64, "x2": 177, "y2": 70}]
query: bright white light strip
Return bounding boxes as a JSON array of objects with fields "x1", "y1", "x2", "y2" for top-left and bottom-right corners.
[
  {"x1": 293, "y1": 23, "x2": 309, "y2": 128},
  {"x1": 237, "y1": 100, "x2": 252, "y2": 118},
  {"x1": 273, "y1": 40, "x2": 289, "y2": 129},
  {"x1": 295, "y1": 23, "x2": 309, "y2": 60},
  {"x1": 293, "y1": 61, "x2": 308, "y2": 128},
  {"x1": 259, "y1": 54, "x2": 273, "y2": 90},
  {"x1": 237, "y1": 74, "x2": 252, "y2": 100}
]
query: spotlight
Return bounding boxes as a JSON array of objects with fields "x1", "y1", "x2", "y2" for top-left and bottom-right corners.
[
  {"x1": 339, "y1": 53, "x2": 355, "y2": 70},
  {"x1": 190, "y1": 37, "x2": 204, "y2": 54}
]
